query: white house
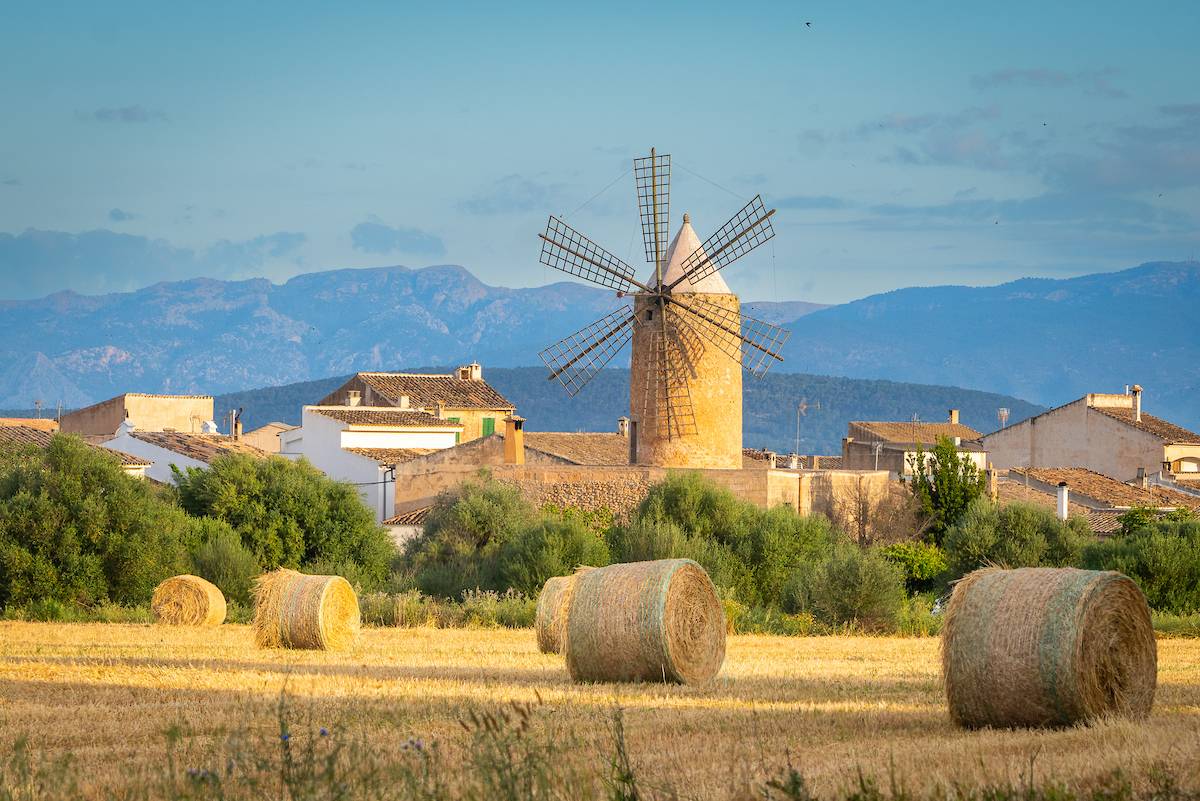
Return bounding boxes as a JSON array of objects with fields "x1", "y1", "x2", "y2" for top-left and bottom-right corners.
[
  {"x1": 280, "y1": 406, "x2": 464, "y2": 522},
  {"x1": 103, "y1": 420, "x2": 266, "y2": 483}
]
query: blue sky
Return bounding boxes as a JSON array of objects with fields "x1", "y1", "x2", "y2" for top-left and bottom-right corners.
[{"x1": 1, "y1": 0, "x2": 1197, "y2": 303}]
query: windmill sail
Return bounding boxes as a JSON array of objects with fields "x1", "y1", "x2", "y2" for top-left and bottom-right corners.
[
  {"x1": 668, "y1": 195, "x2": 775, "y2": 292},
  {"x1": 633, "y1": 150, "x2": 671, "y2": 277},
  {"x1": 539, "y1": 216, "x2": 648, "y2": 293},
  {"x1": 669, "y1": 295, "x2": 790, "y2": 377},
  {"x1": 538, "y1": 306, "x2": 635, "y2": 396}
]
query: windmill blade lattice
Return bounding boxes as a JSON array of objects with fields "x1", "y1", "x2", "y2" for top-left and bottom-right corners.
[
  {"x1": 640, "y1": 305, "x2": 699, "y2": 438},
  {"x1": 634, "y1": 150, "x2": 670, "y2": 272},
  {"x1": 669, "y1": 195, "x2": 775, "y2": 291},
  {"x1": 539, "y1": 216, "x2": 646, "y2": 293},
  {"x1": 538, "y1": 306, "x2": 635, "y2": 396},
  {"x1": 670, "y1": 295, "x2": 790, "y2": 377}
]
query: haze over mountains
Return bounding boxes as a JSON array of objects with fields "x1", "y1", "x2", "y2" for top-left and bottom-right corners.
[{"x1": 0, "y1": 260, "x2": 1195, "y2": 433}]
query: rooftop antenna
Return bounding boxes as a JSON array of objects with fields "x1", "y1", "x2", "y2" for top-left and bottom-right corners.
[
  {"x1": 33, "y1": 399, "x2": 42, "y2": 419},
  {"x1": 795, "y1": 397, "x2": 821, "y2": 456},
  {"x1": 537, "y1": 147, "x2": 789, "y2": 440},
  {"x1": 998, "y1": 407, "x2": 1010, "y2": 429}
]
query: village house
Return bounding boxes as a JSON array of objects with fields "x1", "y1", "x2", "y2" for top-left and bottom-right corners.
[
  {"x1": 103, "y1": 421, "x2": 265, "y2": 483},
  {"x1": 0, "y1": 425, "x2": 152, "y2": 479},
  {"x1": 318, "y1": 364, "x2": 515, "y2": 444},
  {"x1": 279, "y1": 406, "x2": 464, "y2": 522},
  {"x1": 981, "y1": 385, "x2": 1200, "y2": 484},
  {"x1": 59, "y1": 393, "x2": 216, "y2": 438},
  {"x1": 841, "y1": 410, "x2": 987, "y2": 477},
  {"x1": 241, "y1": 421, "x2": 296, "y2": 453}
]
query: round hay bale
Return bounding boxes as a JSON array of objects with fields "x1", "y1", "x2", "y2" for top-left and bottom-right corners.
[
  {"x1": 942, "y1": 567, "x2": 1157, "y2": 729},
  {"x1": 151, "y1": 574, "x2": 226, "y2": 626},
  {"x1": 252, "y1": 569, "x2": 360, "y2": 650},
  {"x1": 564, "y1": 559, "x2": 725, "y2": 685},
  {"x1": 535, "y1": 567, "x2": 594, "y2": 654}
]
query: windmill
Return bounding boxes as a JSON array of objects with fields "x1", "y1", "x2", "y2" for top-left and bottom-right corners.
[{"x1": 537, "y1": 148, "x2": 791, "y2": 468}]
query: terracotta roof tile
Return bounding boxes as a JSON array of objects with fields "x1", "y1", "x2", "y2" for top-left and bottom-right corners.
[
  {"x1": 0, "y1": 427, "x2": 151, "y2": 466},
  {"x1": 1092, "y1": 407, "x2": 1200, "y2": 444},
  {"x1": 851, "y1": 421, "x2": 983, "y2": 443},
  {"x1": 129, "y1": 431, "x2": 266, "y2": 463},
  {"x1": 357, "y1": 372, "x2": 514, "y2": 411},
  {"x1": 506, "y1": 431, "x2": 630, "y2": 466},
  {"x1": 384, "y1": 506, "x2": 432, "y2": 526},
  {"x1": 0, "y1": 417, "x2": 58, "y2": 432},
  {"x1": 1010, "y1": 467, "x2": 1200, "y2": 510},
  {"x1": 345, "y1": 447, "x2": 437, "y2": 465},
  {"x1": 309, "y1": 407, "x2": 461, "y2": 428}
]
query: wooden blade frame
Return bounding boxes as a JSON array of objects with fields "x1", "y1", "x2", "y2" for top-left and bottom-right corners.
[
  {"x1": 670, "y1": 295, "x2": 790, "y2": 378},
  {"x1": 538, "y1": 216, "x2": 650, "y2": 293},
  {"x1": 539, "y1": 306, "x2": 635, "y2": 396},
  {"x1": 668, "y1": 195, "x2": 775, "y2": 292},
  {"x1": 634, "y1": 149, "x2": 670, "y2": 280}
]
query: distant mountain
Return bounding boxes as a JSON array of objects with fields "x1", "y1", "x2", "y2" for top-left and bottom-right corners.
[
  {"x1": 0, "y1": 265, "x2": 819, "y2": 409},
  {"x1": 777, "y1": 261, "x2": 1200, "y2": 431},
  {"x1": 201, "y1": 368, "x2": 1043, "y2": 454}
]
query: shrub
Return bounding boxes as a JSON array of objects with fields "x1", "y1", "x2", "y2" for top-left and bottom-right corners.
[
  {"x1": 606, "y1": 516, "x2": 753, "y2": 602},
  {"x1": 0, "y1": 435, "x2": 191, "y2": 606},
  {"x1": 907, "y1": 436, "x2": 986, "y2": 542},
  {"x1": 1082, "y1": 519, "x2": 1200, "y2": 614},
  {"x1": 188, "y1": 518, "x2": 260, "y2": 605},
  {"x1": 942, "y1": 498, "x2": 1090, "y2": 578},
  {"x1": 495, "y1": 517, "x2": 611, "y2": 596},
  {"x1": 808, "y1": 544, "x2": 907, "y2": 632},
  {"x1": 880, "y1": 540, "x2": 948, "y2": 594},
  {"x1": 175, "y1": 454, "x2": 394, "y2": 590}
]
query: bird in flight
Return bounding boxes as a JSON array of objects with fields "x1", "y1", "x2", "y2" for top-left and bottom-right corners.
[{"x1": 805, "y1": 21, "x2": 812, "y2": 27}]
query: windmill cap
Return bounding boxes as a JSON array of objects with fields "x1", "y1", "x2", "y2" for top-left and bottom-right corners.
[{"x1": 652, "y1": 215, "x2": 734, "y2": 294}]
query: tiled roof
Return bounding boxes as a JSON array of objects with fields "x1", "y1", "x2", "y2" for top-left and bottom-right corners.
[
  {"x1": 0, "y1": 417, "x2": 58, "y2": 432},
  {"x1": 309, "y1": 407, "x2": 461, "y2": 428},
  {"x1": 345, "y1": 447, "x2": 436, "y2": 465},
  {"x1": 1092, "y1": 407, "x2": 1200, "y2": 444},
  {"x1": 129, "y1": 431, "x2": 266, "y2": 463},
  {"x1": 384, "y1": 506, "x2": 432, "y2": 526},
  {"x1": 507, "y1": 431, "x2": 630, "y2": 466},
  {"x1": 1086, "y1": 510, "x2": 1125, "y2": 537},
  {"x1": 1010, "y1": 467, "x2": 1200, "y2": 510},
  {"x1": 358, "y1": 372, "x2": 514, "y2": 411},
  {"x1": 996, "y1": 477, "x2": 1091, "y2": 516},
  {"x1": 851, "y1": 421, "x2": 983, "y2": 443},
  {"x1": 813, "y1": 455, "x2": 844, "y2": 469},
  {"x1": 0, "y1": 426, "x2": 151, "y2": 466}
]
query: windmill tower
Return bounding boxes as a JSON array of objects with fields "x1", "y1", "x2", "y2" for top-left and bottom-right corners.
[{"x1": 537, "y1": 149, "x2": 790, "y2": 469}]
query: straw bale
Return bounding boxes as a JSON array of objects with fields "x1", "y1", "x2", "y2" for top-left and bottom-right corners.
[
  {"x1": 565, "y1": 558, "x2": 725, "y2": 684},
  {"x1": 942, "y1": 567, "x2": 1157, "y2": 728},
  {"x1": 535, "y1": 567, "x2": 594, "y2": 654},
  {"x1": 151, "y1": 574, "x2": 226, "y2": 626},
  {"x1": 252, "y1": 569, "x2": 360, "y2": 650}
]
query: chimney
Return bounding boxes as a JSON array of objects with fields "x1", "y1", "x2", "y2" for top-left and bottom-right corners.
[
  {"x1": 346, "y1": 390, "x2": 361, "y2": 407},
  {"x1": 233, "y1": 408, "x2": 243, "y2": 441},
  {"x1": 987, "y1": 464, "x2": 998, "y2": 502},
  {"x1": 1131, "y1": 384, "x2": 1143, "y2": 422},
  {"x1": 459, "y1": 362, "x2": 483, "y2": 381},
  {"x1": 503, "y1": 414, "x2": 526, "y2": 465},
  {"x1": 1056, "y1": 481, "x2": 1069, "y2": 521},
  {"x1": 788, "y1": 453, "x2": 800, "y2": 469},
  {"x1": 1136, "y1": 466, "x2": 1148, "y2": 489},
  {"x1": 399, "y1": 395, "x2": 410, "y2": 410},
  {"x1": 948, "y1": 408, "x2": 960, "y2": 425},
  {"x1": 617, "y1": 416, "x2": 630, "y2": 437}
]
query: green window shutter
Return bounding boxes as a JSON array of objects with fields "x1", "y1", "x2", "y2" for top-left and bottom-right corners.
[
  {"x1": 447, "y1": 417, "x2": 461, "y2": 443},
  {"x1": 482, "y1": 417, "x2": 495, "y2": 437}
]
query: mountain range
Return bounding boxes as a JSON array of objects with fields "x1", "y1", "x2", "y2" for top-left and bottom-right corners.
[{"x1": 0, "y1": 259, "x2": 1195, "y2": 434}]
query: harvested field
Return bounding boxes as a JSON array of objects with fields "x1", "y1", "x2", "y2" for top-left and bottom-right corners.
[{"x1": 0, "y1": 622, "x2": 1197, "y2": 798}]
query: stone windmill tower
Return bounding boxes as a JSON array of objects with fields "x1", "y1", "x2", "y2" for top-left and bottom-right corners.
[{"x1": 537, "y1": 149, "x2": 791, "y2": 469}]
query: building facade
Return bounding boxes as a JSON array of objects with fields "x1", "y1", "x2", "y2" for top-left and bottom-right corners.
[
  {"x1": 841, "y1": 410, "x2": 986, "y2": 477},
  {"x1": 60, "y1": 393, "x2": 215, "y2": 437}
]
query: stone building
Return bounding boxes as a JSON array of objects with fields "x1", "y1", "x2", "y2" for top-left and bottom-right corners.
[
  {"x1": 629, "y1": 214, "x2": 742, "y2": 469},
  {"x1": 981, "y1": 386, "x2": 1200, "y2": 483},
  {"x1": 319, "y1": 365, "x2": 514, "y2": 444},
  {"x1": 841, "y1": 410, "x2": 986, "y2": 477},
  {"x1": 60, "y1": 393, "x2": 215, "y2": 437}
]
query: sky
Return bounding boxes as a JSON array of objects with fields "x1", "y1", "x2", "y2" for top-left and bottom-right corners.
[{"x1": 1, "y1": 0, "x2": 1198, "y2": 304}]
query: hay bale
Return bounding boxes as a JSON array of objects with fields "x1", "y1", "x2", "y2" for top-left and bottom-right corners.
[
  {"x1": 564, "y1": 559, "x2": 725, "y2": 685},
  {"x1": 252, "y1": 569, "x2": 360, "y2": 650},
  {"x1": 942, "y1": 567, "x2": 1157, "y2": 729},
  {"x1": 535, "y1": 567, "x2": 594, "y2": 654},
  {"x1": 151, "y1": 574, "x2": 226, "y2": 626}
]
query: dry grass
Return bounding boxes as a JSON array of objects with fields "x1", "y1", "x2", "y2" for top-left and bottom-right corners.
[{"x1": 0, "y1": 622, "x2": 1197, "y2": 799}]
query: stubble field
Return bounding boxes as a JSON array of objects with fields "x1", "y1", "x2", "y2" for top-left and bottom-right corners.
[{"x1": 0, "y1": 622, "x2": 1197, "y2": 799}]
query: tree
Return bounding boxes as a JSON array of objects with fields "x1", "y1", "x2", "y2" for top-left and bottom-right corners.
[
  {"x1": 0, "y1": 435, "x2": 192, "y2": 606},
  {"x1": 174, "y1": 454, "x2": 394, "y2": 590},
  {"x1": 907, "y1": 436, "x2": 986, "y2": 543}
]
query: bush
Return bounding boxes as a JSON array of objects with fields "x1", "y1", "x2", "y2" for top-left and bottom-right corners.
[
  {"x1": 942, "y1": 498, "x2": 1090, "y2": 578},
  {"x1": 907, "y1": 436, "x2": 986, "y2": 542},
  {"x1": 808, "y1": 544, "x2": 907, "y2": 632},
  {"x1": 495, "y1": 517, "x2": 610, "y2": 596},
  {"x1": 188, "y1": 518, "x2": 259, "y2": 605},
  {"x1": 1082, "y1": 519, "x2": 1200, "y2": 614},
  {"x1": 607, "y1": 516, "x2": 751, "y2": 600},
  {"x1": 880, "y1": 540, "x2": 948, "y2": 594},
  {"x1": 175, "y1": 454, "x2": 395, "y2": 591},
  {"x1": 0, "y1": 435, "x2": 192, "y2": 606}
]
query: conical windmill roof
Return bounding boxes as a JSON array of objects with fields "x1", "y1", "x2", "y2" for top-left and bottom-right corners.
[{"x1": 649, "y1": 213, "x2": 733, "y2": 294}]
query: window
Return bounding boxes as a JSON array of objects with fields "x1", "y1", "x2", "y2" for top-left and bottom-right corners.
[
  {"x1": 482, "y1": 417, "x2": 495, "y2": 437},
  {"x1": 448, "y1": 416, "x2": 461, "y2": 444}
]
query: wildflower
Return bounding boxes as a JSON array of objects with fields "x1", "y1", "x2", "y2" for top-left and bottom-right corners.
[
  {"x1": 319, "y1": 727, "x2": 329, "y2": 737},
  {"x1": 281, "y1": 732, "x2": 291, "y2": 743}
]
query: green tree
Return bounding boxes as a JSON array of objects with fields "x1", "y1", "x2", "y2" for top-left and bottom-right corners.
[
  {"x1": 942, "y1": 498, "x2": 1090, "y2": 577},
  {"x1": 808, "y1": 543, "x2": 907, "y2": 631},
  {"x1": 0, "y1": 435, "x2": 191, "y2": 606},
  {"x1": 907, "y1": 436, "x2": 986, "y2": 542},
  {"x1": 174, "y1": 454, "x2": 394, "y2": 590}
]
